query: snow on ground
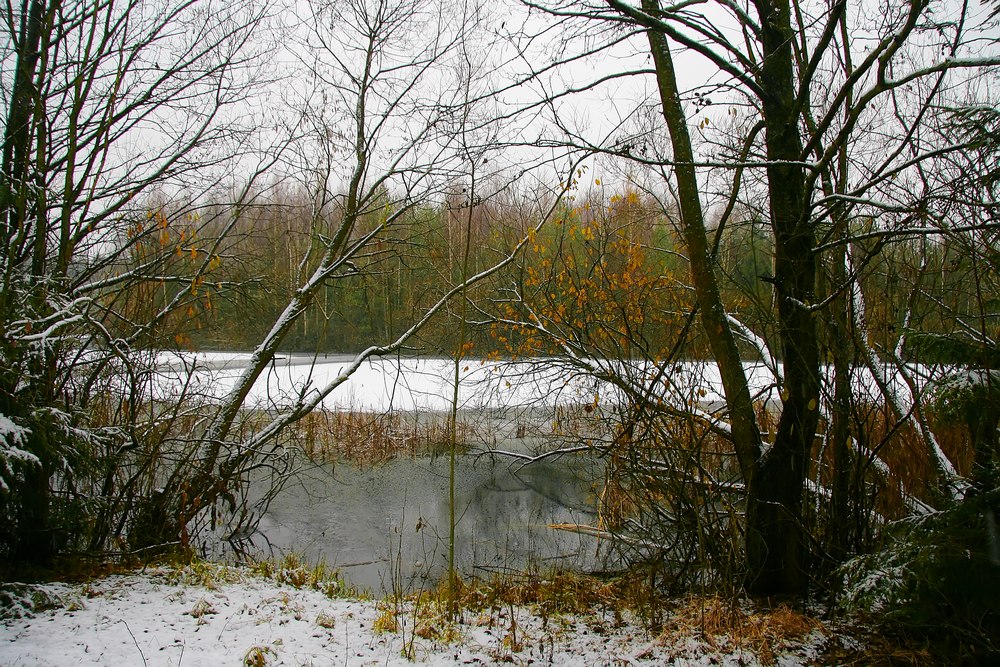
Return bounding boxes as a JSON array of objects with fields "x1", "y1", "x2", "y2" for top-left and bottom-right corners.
[{"x1": 1, "y1": 565, "x2": 831, "y2": 666}]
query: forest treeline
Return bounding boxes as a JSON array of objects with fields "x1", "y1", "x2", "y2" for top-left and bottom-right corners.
[
  {"x1": 131, "y1": 185, "x2": 1000, "y2": 363},
  {"x1": 135, "y1": 185, "x2": 989, "y2": 361}
]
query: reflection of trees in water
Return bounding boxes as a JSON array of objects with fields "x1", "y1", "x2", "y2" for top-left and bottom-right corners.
[{"x1": 243, "y1": 450, "x2": 602, "y2": 592}]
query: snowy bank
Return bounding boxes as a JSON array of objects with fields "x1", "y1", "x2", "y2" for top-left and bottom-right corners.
[{"x1": 0, "y1": 565, "x2": 837, "y2": 666}]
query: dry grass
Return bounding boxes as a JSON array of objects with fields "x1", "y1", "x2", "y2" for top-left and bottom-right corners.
[
  {"x1": 809, "y1": 400, "x2": 974, "y2": 519},
  {"x1": 596, "y1": 459, "x2": 641, "y2": 531},
  {"x1": 600, "y1": 391, "x2": 975, "y2": 531},
  {"x1": 293, "y1": 409, "x2": 478, "y2": 464},
  {"x1": 830, "y1": 636, "x2": 936, "y2": 666},
  {"x1": 660, "y1": 595, "x2": 823, "y2": 665},
  {"x1": 247, "y1": 553, "x2": 351, "y2": 599},
  {"x1": 421, "y1": 571, "x2": 633, "y2": 618}
]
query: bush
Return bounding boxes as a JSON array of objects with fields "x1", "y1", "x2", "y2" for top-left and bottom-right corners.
[{"x1": 839, "y1": 486, "x2": 1000, "y2": 665}]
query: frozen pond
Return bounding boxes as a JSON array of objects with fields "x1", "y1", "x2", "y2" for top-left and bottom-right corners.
[
  {"x1": 153, "y1": 350, "x2": 937, "y2": 415},
  {"x1": 156, "y1": 353, "x2": 624, "y2": 591},
  {"x1": 160, "y1": 351, "x2": 941, "y2": 592},
  {"x1": 154, "y1": 353, "x2": 613, "y2": 412},
  {"x1": 253, "y1": 439, "x2": 610, "y2": 593}
]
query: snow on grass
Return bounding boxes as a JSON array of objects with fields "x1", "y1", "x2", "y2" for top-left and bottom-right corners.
[{"x1": 0, "y1": 565, "x2": 833, "y2": 666}]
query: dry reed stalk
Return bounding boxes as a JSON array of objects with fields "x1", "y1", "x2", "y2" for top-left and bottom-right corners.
[
  {"x1": 844, "y1": 632, "x2": 937, "y2": 666},
  {"x1": 801, "y1": 396, "x2": 974, "y2": 519},
  {"x1": 660, "y1": 596, "x2": 823, "y2": 666},
  {"x1": 293, "y1": 408, "x2": 477, "y2": 464}
]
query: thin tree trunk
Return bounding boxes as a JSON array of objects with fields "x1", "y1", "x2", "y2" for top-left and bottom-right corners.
[
  {"x1": 641, "y1": 0, "x2": 762, "y2": 480},
  {"x1": 2, "y1": 0, "x2": 48, "y2": 244},
  {"x1": 618, "y1": 0, "x2": 819, "y2": 596}
]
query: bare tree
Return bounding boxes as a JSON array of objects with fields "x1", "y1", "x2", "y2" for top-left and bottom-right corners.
[
  {"x1": 498, "y1": 0, "x2": 1000, "y2": 595},
  {"x1": 0, "y1": 0, "x2": 279, "y2": 562},
  {"x1": 125, "y1": 0, "x2": 582, "y2": 554}
]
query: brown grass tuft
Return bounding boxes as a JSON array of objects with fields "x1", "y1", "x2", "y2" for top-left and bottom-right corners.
[
  {"x1": 661, "y1": 596, "x2": 823, "y2": 666},
  {"x1": 437, "y1": 571, "x2": 630, "y2": 617}
]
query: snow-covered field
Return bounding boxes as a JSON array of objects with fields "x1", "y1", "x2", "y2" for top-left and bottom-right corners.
[
  {"x1": 153, "y1": 353, "x2": 617, "y2": 412},
  {"x1": 152, "y1": 351, "x2": 937, "y2": 414},
  {"x1": 0, "y1": 565, "x2": 837, "y2": 666}
]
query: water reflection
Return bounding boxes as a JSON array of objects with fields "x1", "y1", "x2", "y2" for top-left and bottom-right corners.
[{"x1": 254, "y1": 449, "x2": 609, "y2": 594}]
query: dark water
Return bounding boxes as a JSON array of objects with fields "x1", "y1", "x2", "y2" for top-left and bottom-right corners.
[{"x1": 252, "y1": 447, "x2": 612, "y2": 593}]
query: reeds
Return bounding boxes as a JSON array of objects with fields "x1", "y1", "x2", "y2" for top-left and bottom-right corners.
[{"x1": 293, "y1": 409, "x2": 479, "y2": 464}]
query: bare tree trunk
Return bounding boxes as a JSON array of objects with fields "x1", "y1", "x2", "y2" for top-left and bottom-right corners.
[
  {"x1": 639, "y1": 0, "x2": 817, "y2": 595},
  {"x1": 734, "y1": 0, "x2": 819, "y2": 597},
  {"x1": 2, "y1": 0, "x2": 49, "y2": 243},
  {"x1": 640, "y1": 0, "x2": 761, "y2": 478},
  {"x1": 1, "y1": 0, "x2": 58, "y2": 567}
]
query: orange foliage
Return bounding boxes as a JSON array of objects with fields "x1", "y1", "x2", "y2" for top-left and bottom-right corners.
[{"x1": 492, "y1": 191, "x2": 690, "y2": 359}]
